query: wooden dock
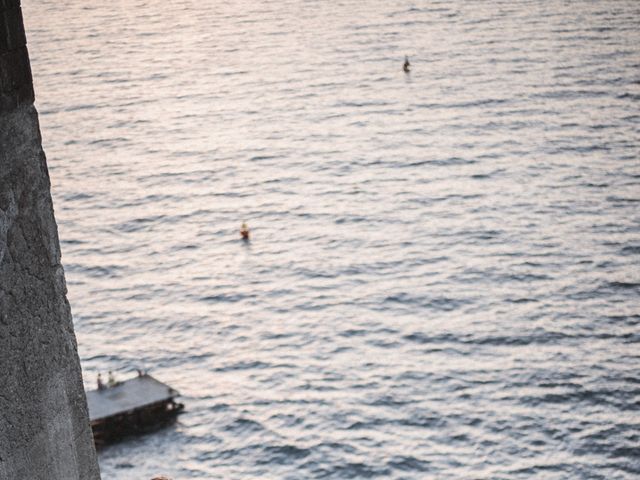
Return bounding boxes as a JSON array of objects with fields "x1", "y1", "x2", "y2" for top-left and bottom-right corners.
[{"x1": 86, "y1": 374, "x2": 183, "y2": 446}]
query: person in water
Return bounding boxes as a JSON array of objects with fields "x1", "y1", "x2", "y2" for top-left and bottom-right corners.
[
  {"x1": 403, "y1": 55, "x2": 411, "y2": 73},
  {"x1": 240, "y1": 222, "x2": 250, "y2": 240},
  {"x1": 108, "y1": 370, "x2": 116, "y2": 387},
  {"x1": 97, "y1": 373, "x2": 105, "y2": 390}
]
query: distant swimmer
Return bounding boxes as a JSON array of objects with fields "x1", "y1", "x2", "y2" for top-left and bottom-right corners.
[
  {"x1": 108, "y1": 370, "x2": 117, "y2": 387},
  {"x1": 403, "y1": 55, "x2": 411, "y2": 73},
  {"x1": 240, "y1": 222, "x2": 250, "y2": 241}
]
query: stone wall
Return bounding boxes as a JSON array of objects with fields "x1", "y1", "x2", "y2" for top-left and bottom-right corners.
[{"x1": 0, "y1": 1, "x2": 101, "y2": 478}]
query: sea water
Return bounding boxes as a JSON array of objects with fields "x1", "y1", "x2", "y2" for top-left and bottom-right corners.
[{"x1": 22, "y1": 1, "x2": 640, "y2": 478}]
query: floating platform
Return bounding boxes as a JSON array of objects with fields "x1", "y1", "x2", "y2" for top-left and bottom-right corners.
[{"x1": 86, "y1": 374, "x2": 183, "y2": 446}]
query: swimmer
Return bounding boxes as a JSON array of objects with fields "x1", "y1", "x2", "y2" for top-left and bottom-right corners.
[
  {"x1": 240, "y1": 222, "x2": 250, "y2": 240},
  {"x1": 403, "y1": 55, "x2": 411, "y2": 73}
]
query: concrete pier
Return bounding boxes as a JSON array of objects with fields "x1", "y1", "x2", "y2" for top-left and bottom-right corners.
[{"x1": 0, "y1": 1, "x2": 101, "y2": 478}]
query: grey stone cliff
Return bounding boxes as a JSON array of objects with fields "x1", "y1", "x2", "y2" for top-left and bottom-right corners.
[{"x1": 0, "y1": 1, "x2": 101, "y2": 478}]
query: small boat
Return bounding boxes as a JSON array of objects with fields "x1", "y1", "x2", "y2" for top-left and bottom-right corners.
[{"x1": 86, "y1": 373, "x2": 184, "y2": 447}]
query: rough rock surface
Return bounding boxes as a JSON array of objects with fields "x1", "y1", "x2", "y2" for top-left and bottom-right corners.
[{"x1": 0, "y1": 1, "x2": 101, "y2": 478}]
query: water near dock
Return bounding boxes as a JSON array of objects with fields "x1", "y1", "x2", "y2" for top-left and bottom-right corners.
[{"x1": 23, "y1": 0, "x2": 639, "y2": 478}]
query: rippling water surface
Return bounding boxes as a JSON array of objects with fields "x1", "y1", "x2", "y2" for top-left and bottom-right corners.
[{"x1": 23, "y1": 0, "x2": 640, "y2": 478}]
